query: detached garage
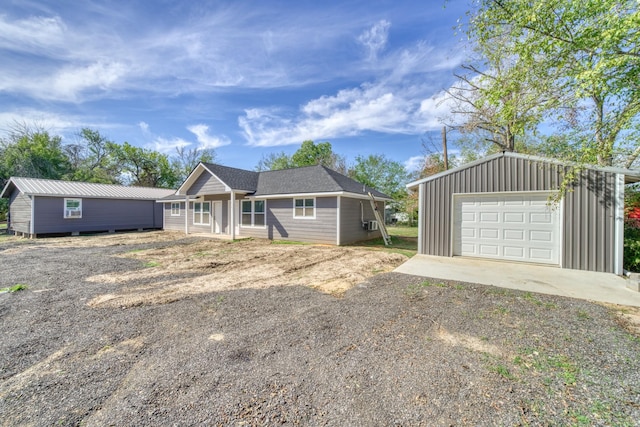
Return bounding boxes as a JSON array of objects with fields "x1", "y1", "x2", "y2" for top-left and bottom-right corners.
[{"x1": 407, "y1": 152, "x2": 640, "y2": 275}]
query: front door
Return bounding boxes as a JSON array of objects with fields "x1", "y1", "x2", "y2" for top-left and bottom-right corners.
[{"x1": 213, "y1": 201, "x2": 223, "y2": 234}]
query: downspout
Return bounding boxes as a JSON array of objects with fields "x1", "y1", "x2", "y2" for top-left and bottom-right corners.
[{"x1": 614, "y1": 174, "x2": 625, "y2": 275}]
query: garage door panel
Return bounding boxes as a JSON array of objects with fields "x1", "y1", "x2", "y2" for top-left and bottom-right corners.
[
  {"x1": 504, "y1": 229, "x2": 525, "y2": 241},
  {"x1": 480, "y1": 212, "x2": 499, "y2": 222},
  {"x1": 454, "y1": 193, "x2": 560, "y2": 265},
  {"x1": 504, "y1": 212, "x2": 524, "y2": 223},
  {"x1": 480, "y1": 228, "x2": 499, "y2": 239}
]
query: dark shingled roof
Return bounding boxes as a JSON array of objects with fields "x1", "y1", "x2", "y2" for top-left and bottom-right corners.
[
  {"x1": 253, "y1": 165, "x2": 390, "y2": 198},
  {"x1": 202, "y1": 163, "x2": 259, "y2": 192}
]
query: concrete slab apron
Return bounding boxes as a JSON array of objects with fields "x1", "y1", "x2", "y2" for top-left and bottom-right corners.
[{"x1": 395, "y1": 255, "x2": 640, "y2": 308}]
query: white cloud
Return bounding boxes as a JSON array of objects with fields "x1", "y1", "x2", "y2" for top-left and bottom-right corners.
[
  {"x1": 0, "y1": 15, "x2": 67, "y2": 53},
  {"x1": 138, "y1": 121, "x2": 150, "y2": 134},
  {"x1": 403, "y1": 155, "x2": 424, "y2": 172},
  {"x1": 358, "y1": 20, "x2": 390, "y2": 60},
  {"x1": 149, "y1": 137, "x2": 191, "y2": 154},
  {"x1": 187, "y1": 124, "x2": 231, "y2": 149}
]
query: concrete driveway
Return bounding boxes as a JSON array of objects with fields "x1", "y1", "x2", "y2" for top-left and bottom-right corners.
[{"x1": 395, "y1": 255, "x2": 640, "y2": 308}]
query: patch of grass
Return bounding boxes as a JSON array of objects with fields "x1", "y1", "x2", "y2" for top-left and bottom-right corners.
[
  {"x1": 523, "y1": 292, "x2": 544, "y2": 306},
  {"x1": 488, "y1": 362, "x2": 516, "y2": 380},
  {"x1": 386, "y1": 225, "x2": 418, "y2": 238},
  {"x1": 271, "y1": 240, "x2": 311, "y2": 245},
  {"x1": 577, "y1": 309, "x2": 591, "y2": 321},
  {"x1": 0, "y1": 284, "x2": 28, "y2": 293},
  {"x1": 143, "y1": 261, "x2": 160, "y2": 268},
  {"x1": 193, "y1": 251, "x2": 209, "y2": 257},
  {"x1": 0, "y1": 222, "x2": 7, "y2": 230}
]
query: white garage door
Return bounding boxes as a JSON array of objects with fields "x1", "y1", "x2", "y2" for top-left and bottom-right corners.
[{"x1": 453, "y1": 192, "x2": 560, "y2": 265}]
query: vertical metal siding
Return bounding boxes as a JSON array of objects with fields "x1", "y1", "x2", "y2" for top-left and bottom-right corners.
[{"x1": 419, "y1": 155, "x2": 617, "y2": 273}]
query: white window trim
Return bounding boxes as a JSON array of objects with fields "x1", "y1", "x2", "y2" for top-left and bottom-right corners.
[
  {"x1": 192, "y1": 201, "x2": 211, "y2": 225},
  {"x1": 293, "y1": 197, "x2": 316, "y2": 219},
  {"x1": 64, "y1": 198, "x2": 82, "y2": 219},
  {"x1": 240, "y1": 199, "x2": 267, "y2": 228},
  {"x1": 170, "y1": 202, "x2": 181, "y2": 216}
]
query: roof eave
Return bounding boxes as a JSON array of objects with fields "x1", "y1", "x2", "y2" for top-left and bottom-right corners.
[{"x1": 0, "y1": 179, "x2": 15, "y2": 198}]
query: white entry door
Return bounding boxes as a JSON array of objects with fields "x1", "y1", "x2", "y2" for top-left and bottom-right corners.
[
  {"x1": 453, "y1": 192, "x2": 561, "y2": 265},
  {"x1": 213, "y1": 201, "x2": 222, "y2": 234}
]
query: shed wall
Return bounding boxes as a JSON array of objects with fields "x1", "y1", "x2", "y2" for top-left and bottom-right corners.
[
  {"x1": 33, "y1": 197, "x2": 162, "y2": 234},
  {"x1": 418, "y1": 155, "x2": 616, "y2": 273},
  {"x1": 163, "y1": 202, "x2": 185, "y2": 231},
  {"x1": 9, "y1": 191, "x2": 32, "y2": 234}
]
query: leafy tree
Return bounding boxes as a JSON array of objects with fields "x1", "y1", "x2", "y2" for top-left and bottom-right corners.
[
  {"x1": 107, "y1": 142, "x2": 179, "y2": 188},
  {"x1": 64, "y1": 128, "x2": 119, "y2": 183},
  {"x1": 255, "y1": 140, "x2": 347, "y2": 173},
  {"x1": 466, "y1": 0, "x2": 640, "y2": 168},
  {"x1": 350, "y1": 154, "x2": 409, "y2": 200},
  {"x1": 255, "y1": 151, "x2": 293, "y2": 171},
  {"x1": 0, "y1": 122, "x2": 71, "y2": 181}
]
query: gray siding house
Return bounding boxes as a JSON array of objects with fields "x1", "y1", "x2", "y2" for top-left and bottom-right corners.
[
  {"x1": 1, "y1": 177, "x2": 175, "y2": 237},
  {"x1": 407, "y1": 152, "x2": 640, "y2": 275},
  {"x1": 160, "y1": 163, "x2": 390, "y2": 245}
]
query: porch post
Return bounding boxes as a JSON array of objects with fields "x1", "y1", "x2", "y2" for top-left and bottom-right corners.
[
  {"x1": 184, "y1": 195, "x2": 189, "y2": 235},
  {"x1": 230, "y1": 191, "x2": 236, "y2": 240}
]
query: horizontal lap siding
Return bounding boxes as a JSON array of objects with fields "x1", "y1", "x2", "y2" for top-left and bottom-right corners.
[
  {"x1": 240, "y1": 197, "x2": 337, "y2": 244},
  {"x1": 33, "y1": 197, "x2": 161, "y2": 234},
  {"x1": 9, "y1": 191, "x2": 31, "y2": 233},
  {"x1": 339, "y1": 197, "x2": 382, "y2": 244},
  {"x1": 164, "y1": 202, "x2": 185, "y2": 231},
  {"x1": 186, "y1": 172, "x2": 226, "y2": 195}
]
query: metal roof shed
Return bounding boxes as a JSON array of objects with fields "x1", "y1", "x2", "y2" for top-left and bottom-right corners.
[
  {"x1": 406, "y1": 152, "x2": 640, "y2": 275},
  {"x1": 1, "y1": 177, "x2": 175, "y2": 237}
]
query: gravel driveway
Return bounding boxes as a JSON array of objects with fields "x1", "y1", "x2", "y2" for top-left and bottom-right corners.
[{"x1": 1, "y1": 233, "x2": 639, "y2": 426}]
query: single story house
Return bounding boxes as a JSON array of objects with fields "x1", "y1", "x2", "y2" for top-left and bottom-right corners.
[
  {"x1": 1, "y1": 177, "x2": 175, "y2": 237},
  {"x1": 406, "y1": 152, "x2": 640, "y2": 275},
  {"x1": 159, "y1": 163, "x2": 390, "y2": 245}
]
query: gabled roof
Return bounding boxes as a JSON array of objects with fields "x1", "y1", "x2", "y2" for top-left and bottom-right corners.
[
  {"x1": 254, "y1": 165, "x2": 390, "y2": 199},
  {"x1": 202, "y1": 163, "x2": 259, "y2": 192},
  {"x1": 407, "y1": 152, "x2": 640, "y2": 189},
  {"x1": 0, "y1": 177, "x2": 176, "y2": 200},
  {"x1": 177, "y1": 162, "x2": 391, "y2": 200}
]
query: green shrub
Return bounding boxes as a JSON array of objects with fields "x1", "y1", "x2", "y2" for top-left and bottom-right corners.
[{"x1": 624, "y1": 225, "x2": 640, "y2": 272}]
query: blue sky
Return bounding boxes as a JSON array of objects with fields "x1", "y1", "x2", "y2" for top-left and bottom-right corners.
[{"x1": 0, "y1": 0, "x2": 470, "y2": 173}]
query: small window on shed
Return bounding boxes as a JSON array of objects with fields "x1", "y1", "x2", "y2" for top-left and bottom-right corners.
[{"x1": 64, "y1": 198, "x2": 82, "y2": 219}]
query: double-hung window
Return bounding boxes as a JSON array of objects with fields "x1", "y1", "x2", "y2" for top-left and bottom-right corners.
[
  {"x1": 170, "y1": 202, "x2": 180, "y2": 216},
  {"x1": 294, "y1": 198, "x2": 315, "y2": 218},
  {"x1": 193, "y1": 201, "x2": 210, "y2": 225},
  {"x1": 64, "y1": 198, "x2": 82, "y2": 219},
  {"x1": 241, "y1": 199, "x2": 266, "y2": 227}
]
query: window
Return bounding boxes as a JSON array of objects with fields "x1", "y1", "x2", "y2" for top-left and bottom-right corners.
[
  {"x1": 171, "y1": 202, "x2": 180, "y2": 216},
  {"x1": 193, "y1": 201, "x2": 210, "y2": 225},
  {"x1": 294, "y1": 198, "x2": 315, "y2": 218},
  {"x1": 241, "y1": 199, "x2": 266, "y2": 227},
  {"x1": 64, "y1": 198, "x2": 82, "y2": 219}
]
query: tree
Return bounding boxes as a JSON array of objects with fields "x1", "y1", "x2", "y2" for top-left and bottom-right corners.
[
  {"x1": 255, "y1": 140, "x2": 348, "y2": 173},
  {"x1": 64, "y1": 128, "x2": 119, "y2": 183},
  {"x1": 255, "y1": 151, "x2": 292, "y2": 171},
  {"x1": 173, "y1": 146, "x2": 215, "y2": 182},
  {"x1": 467, "y1": 0, "x2": 640, "y2": 168},
  {"x1": 350, "y1": 154, "x2": 409, "y2": 200},
  {"x1": 106, "y1": 142, "x2": 179, "y2": 188},
  {"x1": 0, "y1": 122, "x2": 71, "y2": 181}
]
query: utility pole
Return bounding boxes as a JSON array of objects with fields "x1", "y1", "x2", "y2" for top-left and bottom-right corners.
[{"x1": 442, "y1": 126, "x2": 449, "y2": 170}]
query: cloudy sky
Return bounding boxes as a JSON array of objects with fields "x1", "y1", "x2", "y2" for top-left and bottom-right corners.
[{"x1": 1, "y1": 0, "x2": 470, "y2": 172}]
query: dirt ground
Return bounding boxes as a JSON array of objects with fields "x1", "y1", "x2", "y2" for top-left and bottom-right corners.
[{"x1": 1, "y1": 231, "x2": 640, "y2": 426}]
